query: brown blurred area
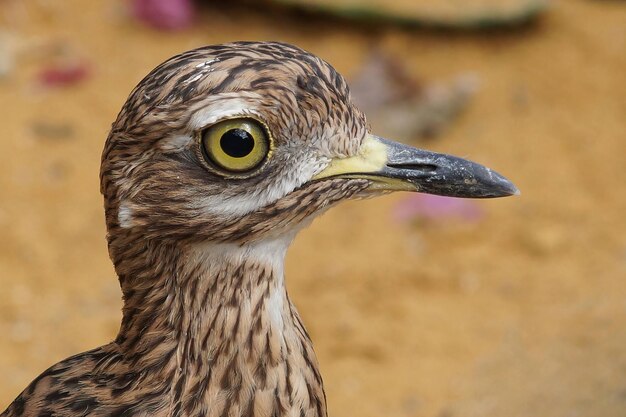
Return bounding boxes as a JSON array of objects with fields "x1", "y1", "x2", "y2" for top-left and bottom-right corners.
[{"x1": 0, "y1": 1, "x2": 625, "y2": 416}]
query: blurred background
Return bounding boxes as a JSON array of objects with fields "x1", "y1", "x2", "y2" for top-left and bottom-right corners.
[{"x1": 0, "y1": 0, "x2": 625, "y2": 416}]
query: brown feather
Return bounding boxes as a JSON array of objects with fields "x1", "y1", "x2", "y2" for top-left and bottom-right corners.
[{"x1": 2, "y1": 42, "x2": 371, "y2": 416}]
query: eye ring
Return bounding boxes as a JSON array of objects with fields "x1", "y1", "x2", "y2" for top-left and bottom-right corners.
[{"x1": 199, "y1": 117, "x2": 273, "y2": 177}]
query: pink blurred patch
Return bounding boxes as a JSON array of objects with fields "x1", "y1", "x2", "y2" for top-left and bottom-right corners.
[
  {"x1": 38, "y1": 62, "x2": 90, "y2": 87},
  {"x1": 131, "y1": 0, "x2": 195, "y2": 31},
  {"x1": 392, "y1": 194, "x2": 484, "y2": 223}
]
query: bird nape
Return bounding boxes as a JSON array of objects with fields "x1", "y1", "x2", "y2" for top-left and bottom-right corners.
[{"x1": 2, "y1": 41, "x2": 517, "y2": 417}]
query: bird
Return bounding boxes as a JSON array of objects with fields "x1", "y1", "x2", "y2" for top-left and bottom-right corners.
[{"x1": 1, "y1": 41, "x2": 517, "y2": 417}]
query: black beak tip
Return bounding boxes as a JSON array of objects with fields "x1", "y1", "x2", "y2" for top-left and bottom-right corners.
[
  {"x1": 375, "y1": 136, "x2": 520, "y2": 199},
  {"x1": 496, "y1": 181, "x2": 520, "y2": 197},
  {"x1": 483, "y1": 169, "x2": 520, "y2": 198}
]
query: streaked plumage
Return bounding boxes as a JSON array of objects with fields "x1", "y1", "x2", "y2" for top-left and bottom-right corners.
[{"x1": 2, "y1": 41, "x2": 516, "y2": 417}]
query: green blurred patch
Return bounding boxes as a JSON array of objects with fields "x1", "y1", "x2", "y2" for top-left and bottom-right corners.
[{"x1": 267, "y1": 0, "x2": 549, "y2": 28}]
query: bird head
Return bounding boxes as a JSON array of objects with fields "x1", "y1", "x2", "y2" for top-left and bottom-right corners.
[{"x1": 101, "y1": 42, "x2": 517, "y2": 260}]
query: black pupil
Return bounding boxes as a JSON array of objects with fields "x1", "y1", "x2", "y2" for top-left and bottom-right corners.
[{"x1": 220, "y1": 129, "x2": 255, "y2": 158}]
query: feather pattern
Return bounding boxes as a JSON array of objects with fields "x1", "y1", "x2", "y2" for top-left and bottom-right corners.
[{"x1": 2, "y1": 42, "x2": 372, "y2": 416}]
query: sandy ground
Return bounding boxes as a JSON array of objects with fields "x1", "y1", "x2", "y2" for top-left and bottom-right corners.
[{"x1": 1, "y1": 1, "x2": 625, "y2": 416}]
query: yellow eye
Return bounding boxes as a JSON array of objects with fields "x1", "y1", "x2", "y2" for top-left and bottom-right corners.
[{"x1": 201, "y1": 118, "x2": 271, "y2": 174}]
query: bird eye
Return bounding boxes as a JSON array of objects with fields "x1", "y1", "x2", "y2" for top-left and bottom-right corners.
[{"x1": 201, "y1": 118, "x2": 271, "y2": 174}]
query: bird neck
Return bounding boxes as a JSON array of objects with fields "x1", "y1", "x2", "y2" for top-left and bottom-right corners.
[{"x1": 113, "y1": 237, "x2": 327, "y2": 417}]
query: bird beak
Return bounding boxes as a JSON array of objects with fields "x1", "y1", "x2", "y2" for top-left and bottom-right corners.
[{"x1": 313, "y1": 134, "x2": 519, "y2": 198}]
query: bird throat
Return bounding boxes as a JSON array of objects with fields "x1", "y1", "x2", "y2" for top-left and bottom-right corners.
[{"x1": 113, "y1": 237, "x2": 327, "y2": 417}]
